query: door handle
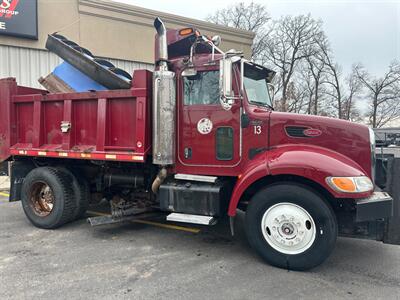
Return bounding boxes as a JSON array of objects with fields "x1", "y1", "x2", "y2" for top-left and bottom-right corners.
[{"x1": 184, "y1": 147, "x2": 192, "y2": 159}]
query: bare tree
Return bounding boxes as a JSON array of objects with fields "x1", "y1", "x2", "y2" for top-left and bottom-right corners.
[
  {"x1": 261, "y1": 14, "x2": 324, "y2": 112},
  {"x1": 286, "y1": 81, "x2": 309, "y2": 113},
  {"x1": 298, "y1": 66, "x2": 333, "y2": 116},
  {"x1": 354, "y1": 61, "x2": 400, "y2": 127},
  {"x1": 206, "y1": 2, "x2": 270, "y2": 58},
  {"x1": 315, "y1": 40, "x2": 348, "y2": 119},
  {"x1": 342, "y1": 66, "x2": 363, "y2": 121},
  {"x1": 303, "y1": 37, "x2": 328, "y2": 115},
  {"x1": 207, "y1": 2, "x2": 395, "y2": 126},
  {"x1": 298, "y1": 66, "x2": 316, "y2": 114}
]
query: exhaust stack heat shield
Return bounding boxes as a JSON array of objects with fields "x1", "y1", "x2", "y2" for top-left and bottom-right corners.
[{"x1": 152, "y1": 70, "x2": 176, "y2": 165}]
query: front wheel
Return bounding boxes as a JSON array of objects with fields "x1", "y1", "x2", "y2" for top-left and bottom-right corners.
[{"x1": 245, "y1": 183, "x2": 337, "y2": 270}]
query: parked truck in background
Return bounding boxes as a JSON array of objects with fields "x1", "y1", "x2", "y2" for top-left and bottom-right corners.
[{"x1": 0, "y1": 18, "x2": 396, "y2": 270}]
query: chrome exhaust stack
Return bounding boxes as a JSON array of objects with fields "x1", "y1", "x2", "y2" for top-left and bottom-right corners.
[
  {"x1": 152, "y1": 18, "x2": 176, "y2": 166},
  {"x1": 154, "y1": 17, "x2": 168, "y2": 69}
]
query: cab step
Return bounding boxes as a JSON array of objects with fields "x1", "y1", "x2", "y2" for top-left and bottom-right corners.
[{"x1": 166, "y1": 213, "x2": 217, "y2": 225}]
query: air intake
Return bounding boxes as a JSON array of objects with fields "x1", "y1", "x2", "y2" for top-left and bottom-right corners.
[{"x1": 285, "y1": 126, "x2": 309, "y2": 138}]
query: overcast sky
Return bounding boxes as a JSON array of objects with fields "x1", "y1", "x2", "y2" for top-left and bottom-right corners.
[{"x1": 116, "y1": 0, "x2": 399, "y2": 77}]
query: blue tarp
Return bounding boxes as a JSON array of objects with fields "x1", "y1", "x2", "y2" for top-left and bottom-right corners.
[{"x1": 53, "y1": 62, "x2": 107, "y2": 92}]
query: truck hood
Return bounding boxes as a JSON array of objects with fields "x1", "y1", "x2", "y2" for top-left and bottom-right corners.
[{"x1": 269, "y1": 112, "x2": 373, "y2": 178}]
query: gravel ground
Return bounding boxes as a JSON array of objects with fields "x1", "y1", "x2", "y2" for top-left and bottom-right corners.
[{"x1": 0, "y1": 195, "x2": 400, "y2": 300}]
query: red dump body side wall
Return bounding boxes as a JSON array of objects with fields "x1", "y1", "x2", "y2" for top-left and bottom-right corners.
[{"x1": 0, "y1": 70, "x2": 152, "y2": 163}]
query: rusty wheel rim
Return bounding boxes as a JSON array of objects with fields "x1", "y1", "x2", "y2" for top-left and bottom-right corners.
[{"x1": 28, "y1": 182, "x2": 55, "y2": 217}]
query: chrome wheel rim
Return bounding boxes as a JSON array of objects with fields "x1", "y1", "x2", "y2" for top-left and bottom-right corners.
[
  {"x1": 29, "y1": 182, "x2": 55, "y2": 217},
  {"x1": 261, "y1": 202, "x2": 316, "y2": 255}
]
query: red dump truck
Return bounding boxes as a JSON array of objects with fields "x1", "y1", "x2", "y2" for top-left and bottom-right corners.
[{"x1": 0, "y1": 18, "x2": 396, "y2": 270}]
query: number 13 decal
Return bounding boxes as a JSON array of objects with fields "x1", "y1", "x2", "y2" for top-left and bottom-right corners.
[{"x1": 253, "y1": 125, "x2": 262, "y2": 135}]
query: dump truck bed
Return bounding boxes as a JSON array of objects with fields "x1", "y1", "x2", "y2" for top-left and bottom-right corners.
[{"x1": 0, "y1": 70, "x2": 152, "y2": 164}]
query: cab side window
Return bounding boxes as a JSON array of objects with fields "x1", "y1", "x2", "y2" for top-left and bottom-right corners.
[
  {"x1": 216, "y1": 127, "x2": 234, "y2": 160},
  {"x1": 184, "y1": 71, "x2": 219, "y2": 105}
]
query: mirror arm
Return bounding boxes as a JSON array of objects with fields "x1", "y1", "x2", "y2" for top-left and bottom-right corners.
[
  {"x1": 267, "y1": 83, "x2": 275, "y2": 103},
  {"x1": 200, "y1": 35, "x2": 224, "y2": 56},
  {"x1": 188, "y1": 41, "x2": 197, "y2": 67},
  {"x1": 224, "y1": 95, "x2": 241, "y2": 100},
  {"x1": 240, "y1": 59, "x2": 244, "y2": 95}
]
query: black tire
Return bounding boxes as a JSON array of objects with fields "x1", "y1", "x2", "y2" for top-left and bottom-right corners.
[
  {"x1": 21, "y1": 167, "x2": 76, "y2": 229},
  {"x1": 58, "y1": 167, "x2": 90, "y2": 220},
  {"x1": 245, "y1": 183, "x2": 337, "y2": 271}
]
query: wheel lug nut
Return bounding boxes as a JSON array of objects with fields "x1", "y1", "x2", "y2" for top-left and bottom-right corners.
[{"x1": 272, "y1": 226, "x2": 276, "y2": 231}]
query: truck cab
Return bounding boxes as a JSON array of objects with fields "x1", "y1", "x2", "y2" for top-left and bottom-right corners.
[
  {"x1": 152, "y1": 18, "x2": 394, "y2": 270},
  {"x1": 0, "y1": 18, "x2": 395, "y2": 271}
]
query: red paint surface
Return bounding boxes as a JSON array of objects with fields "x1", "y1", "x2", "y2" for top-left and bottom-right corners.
[
  {"x1": 169, "y1": 55, "x2": 373, "y2": 216},
  {"x1": 0, "y1": 70, "x2": 152, "y2": 162},
  {"x1": 0, "y1": 52, "x2": 374, "y2": 217}
]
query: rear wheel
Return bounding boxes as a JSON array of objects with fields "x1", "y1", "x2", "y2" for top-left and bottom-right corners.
[
  {"x1": 21, "y1": 167, "x2": 76, "y2": 229},
  {"x1": 245, "y1": 183, "x2": 337, "y2": 270},
  {"x1": 58, "y1": 167, "x2": 90, "y2": 220}
]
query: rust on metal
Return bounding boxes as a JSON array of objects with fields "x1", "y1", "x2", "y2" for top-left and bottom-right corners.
[{"x1": 29, "y1": 182, "x2": 54, "y2": 217}]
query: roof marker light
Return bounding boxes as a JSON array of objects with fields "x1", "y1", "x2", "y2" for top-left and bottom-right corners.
[{"x1": 179, "y1": 28, "x2": 194, "y2": 36}]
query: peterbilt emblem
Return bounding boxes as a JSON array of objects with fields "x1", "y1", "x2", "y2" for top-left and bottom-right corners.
[
  {"x1": 303, "y1": 128, "x2": 322, "y2": 137},
  {"x1": 197, "y1": 118, "x2": 213, "y2": 135}
]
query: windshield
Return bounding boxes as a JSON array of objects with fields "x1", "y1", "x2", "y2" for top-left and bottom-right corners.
[{"x1": 243, "y1": 63, "x2": 272, "y2": 107}]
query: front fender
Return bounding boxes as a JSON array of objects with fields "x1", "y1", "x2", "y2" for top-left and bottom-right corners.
[
  {"x1": 228, "y1": 154, "x2": 269, "y2": 216},
  {"x1": 228, "y1": 144, "x2": 370, "y2": 216}
]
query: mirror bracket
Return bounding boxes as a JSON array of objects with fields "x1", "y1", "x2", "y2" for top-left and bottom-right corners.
[
  {"x1": 182, "y1": 66, "x2": 197, "y2": 77},
  {"x1": 267, "y1": 83, "x2": 275, "y2": 103}
]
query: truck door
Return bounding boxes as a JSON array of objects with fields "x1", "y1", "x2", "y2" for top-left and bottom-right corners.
[{"x1": 177, "y1": 69, "x2": 241, "y2": 168}]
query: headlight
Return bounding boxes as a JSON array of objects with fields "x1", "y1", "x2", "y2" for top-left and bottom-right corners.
[{"x1": 326, "y1": 176, "x2": 374, "y2": 193}]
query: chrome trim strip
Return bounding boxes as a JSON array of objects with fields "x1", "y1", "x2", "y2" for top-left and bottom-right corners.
[
  {"x1": 174, "y1": 173, "x2": 218, "y2": 183},
  {"x1": 167, "y1": 213, "x2": 216, "y2": 225}
]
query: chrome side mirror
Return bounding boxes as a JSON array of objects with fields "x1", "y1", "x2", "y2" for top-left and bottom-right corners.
[
  {"x1": 267, "y1": 83, "x2": 275, "y2": 103},
  {"x1": 211, "y1": 35, "x2": 221, "y2": 46},
  {"x1": 219, "y1": 57, "x2": 234, "y2": 110}
]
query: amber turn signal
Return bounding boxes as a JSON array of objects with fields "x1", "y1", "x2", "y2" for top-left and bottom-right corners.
[
  {"x1": 179, "y1": 28, "x2": 194, "y2": 36},
  {"x1": 326, "y1": 176, "x2": 373, "y2": 193},
  {"x1": 330, "y1": 177, "x2": 356, "y2": 192}
]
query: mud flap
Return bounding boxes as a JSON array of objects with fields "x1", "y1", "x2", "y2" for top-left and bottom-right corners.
[
  {"x1": 380, "y1": 156, "x2": 400, "y2": 245},
  {"x1": 0, "y1": 160, "x2": 8, "y2": 176},
  {"x1": 9, "y1": 160, "x2": 35, "y2": 202},
  {"x1": 338, "y1": 216, "x2": 387, "y2": 242}
]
